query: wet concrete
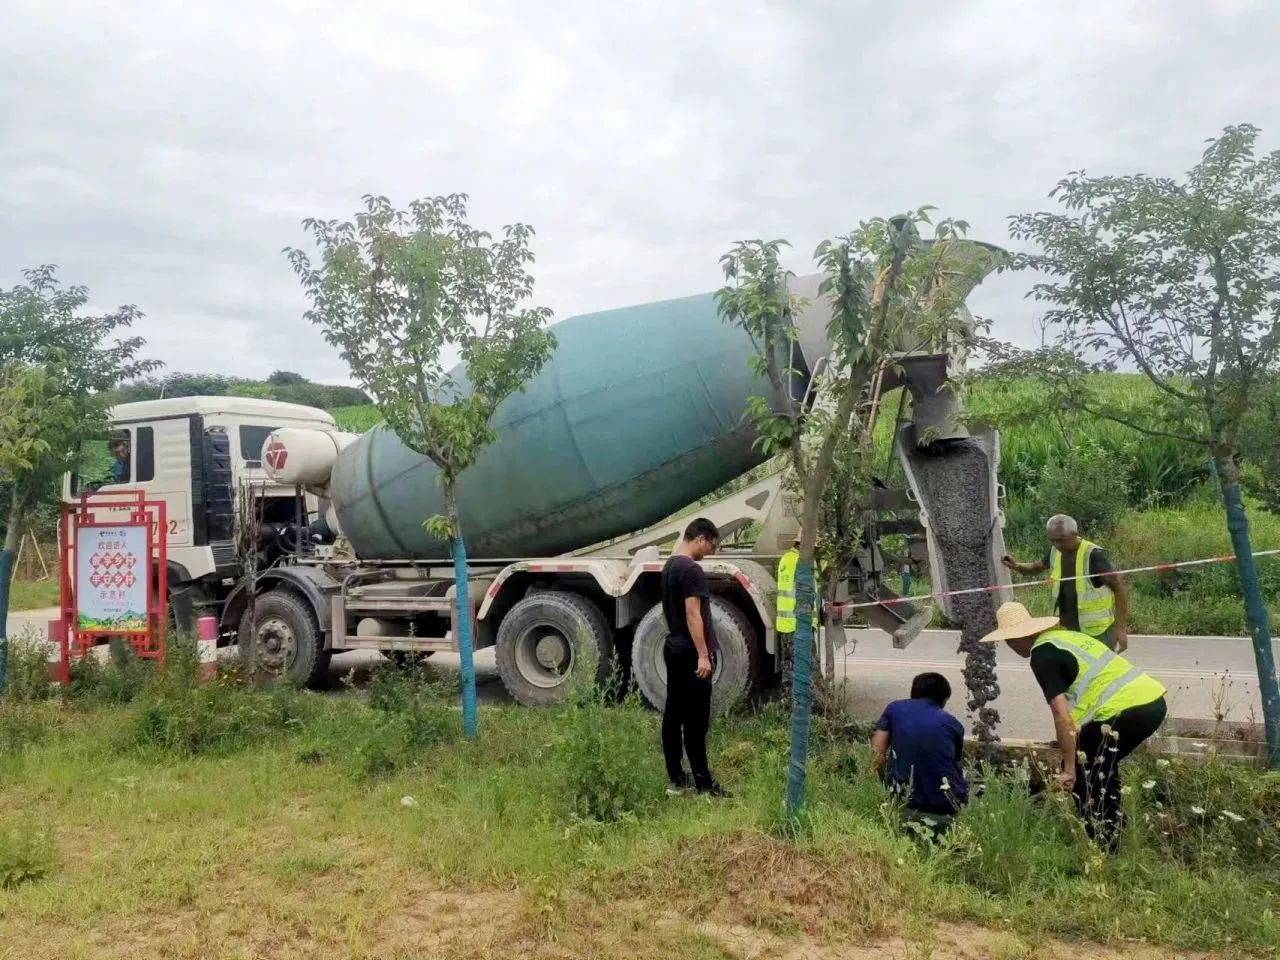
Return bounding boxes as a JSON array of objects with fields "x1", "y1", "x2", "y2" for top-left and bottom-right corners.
[{"x1": 905, "y1": 439, "x2": 1002, "y2": 748}]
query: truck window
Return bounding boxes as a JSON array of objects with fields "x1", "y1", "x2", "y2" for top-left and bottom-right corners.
[
  {"x1": 135, "y1": 427, "x2": 155, "y2": 482},
  {"x1": 239, "y1": 425, "x2": 278, "y2": 465},
  {"x1": 71, "y1": 427, "x2": 154, "y2": 492}
]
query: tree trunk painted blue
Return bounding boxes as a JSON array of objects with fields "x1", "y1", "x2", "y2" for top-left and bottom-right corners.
[
  {"x1": 451, "y1": 536, "x2": 478, "y2": 739},
  {"x1": 1215, "y1": 459, "x2": 1280, "y2": 769},
  {"x1": 785, "y1": 558, "x2": 816, "y2": 817},
  {"x1": 0, "y1": 549, "x2": 13, "y2": 695}
]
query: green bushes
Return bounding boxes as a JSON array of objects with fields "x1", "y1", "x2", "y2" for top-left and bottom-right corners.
[
  {"x1": 554, "y1": 682, "x2": 662, "y2": 823},
  {"x1": 0, "y1": 818, "x2": 55, "y2": 890},
  {"x1": 1003, "y1": 438, "x2": 1131, "y2": 545},
  {"x1": 2, "y1": 630, "x2": 56, "y2": 702},
  {"x1": 133, "y1": 682, "x2": 311, "y2": 756}
]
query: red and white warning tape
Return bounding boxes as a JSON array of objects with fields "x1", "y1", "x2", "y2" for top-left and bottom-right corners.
[{"x1": 829, "y1": 548, "x2": 1280, "y2": 614}]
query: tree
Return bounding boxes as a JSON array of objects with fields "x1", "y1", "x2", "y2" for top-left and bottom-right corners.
[
  {"x1": 266, "y1": 370, "x2": 307, "y2": 386},
  {"x1": 1001, "y1": 123, "x2": 1280, "y2": 768},
  {"x1": 286, "y1": 194, "x2": 556, "y2": 738},
  {"x1": 717, "y1": 211, "x2": 996, "y2": 817},
  {"x1": 0, "y1": 267, "x2": 156, "y2": 689}
]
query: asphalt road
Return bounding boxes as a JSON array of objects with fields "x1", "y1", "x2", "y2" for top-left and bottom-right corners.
[
  {"x1": 9, "y1": 607, "x2": 1272, "y2": 740},
  {"x1": 836, "y1": 627, "x2": 1275, "y2": 741}
]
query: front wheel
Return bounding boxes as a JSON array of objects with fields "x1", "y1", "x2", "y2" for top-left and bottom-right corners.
[
  {"x1": 495, "y1": 591, "x2": 614, "y2": 706},
  {"x1": 238, "y1": 590, "x2": 330, "y2": 687},
  {"x1": 631, "y1": 595, "x2": 759, "y2": 713}
]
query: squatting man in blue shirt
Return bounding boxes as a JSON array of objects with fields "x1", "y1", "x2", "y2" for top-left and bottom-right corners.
[{"x1": 872, "y1": 672, "x2": 969, "y2": 826}]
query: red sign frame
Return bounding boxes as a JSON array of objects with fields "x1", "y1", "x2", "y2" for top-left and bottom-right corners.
[{"x1": 58, "y1": 490, "x2": 167, "y2": 682}]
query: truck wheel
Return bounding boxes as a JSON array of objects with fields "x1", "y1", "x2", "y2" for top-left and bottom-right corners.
[
  {"x1": 631, "y1": 596, "x2": 758, "y2": 713},
  {"x1": 238, "y1": 590, "x2": 330, "y2": 688},
  {"x1": 495, "y1": 591, "x2": 614, "y2": 706}
]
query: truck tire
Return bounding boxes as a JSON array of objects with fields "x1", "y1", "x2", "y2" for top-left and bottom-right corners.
[
  {"x1": 238, "y1": 589, "x2": 330, "y2": 688},
  {"x1": 495, "y1": 591, "x2": 614, "y2": 706},
  {"x1": 631, "y1": 596, "x2": 758, "y2": 714}
]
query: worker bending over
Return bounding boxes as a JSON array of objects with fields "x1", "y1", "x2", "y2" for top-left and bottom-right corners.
[
  {"x1": 872, "y1": 672, "x2": 968, "y2": 829},
  {"x1": 982, "y1": 601, "x2": 1167, "y2": 852},
  {"x1": 1002, "y1": 513, "x2": 1130, "y2": 652}
]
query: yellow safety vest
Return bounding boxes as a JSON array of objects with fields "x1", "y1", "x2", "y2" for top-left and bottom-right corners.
[
  {"x1": 1050, "y1": 539, "x2": 1115, "y2": 637},
  {"x1": 775, "y1": 549, "x2": 822, "y2": 633},
  {"x1": 776, "y1": 549, "x2": 798, "y2": 633},
  {"x1": 1033, "y1": 628, "x2": 1164, "y2": 726}
]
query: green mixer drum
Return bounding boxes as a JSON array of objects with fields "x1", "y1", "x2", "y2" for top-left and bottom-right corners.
[{"x1": 330, "y1": 290, "x2": 778, "y2": 559}]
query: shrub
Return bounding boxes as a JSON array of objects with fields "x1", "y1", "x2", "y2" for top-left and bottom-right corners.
[
  {"x1": 1130, "y1": 755, "x2": 1280, "y2": 875},
  {"x1": 2, "y1": 631, "x2": 55, "y2": 703},
  {"x1": 67, "y1": 640, "x2": 154, "y2": 704},
  {"x1": 941, "y1": 768, "x2": 1090, "y2": 896},
  {"x1": 555, "y1": 681, "x2": 662, "y2": 823},
  {"x1": 0, "y1": 818, "x2": 55, "y2": 889},
  {"x1": 1013, "y1": 439, "x2": 1131, "y2": 544},
  {"x1": 0, "y1": 705, "x2": 46, "y2": 755},
  {"x1": 132, "y1": 682, "x2": 310, "y2": 757}
]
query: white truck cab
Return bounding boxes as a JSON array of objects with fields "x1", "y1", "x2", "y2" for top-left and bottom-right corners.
[{"x1": 64, "y1": 396, "x2": 340, "y2": 629}]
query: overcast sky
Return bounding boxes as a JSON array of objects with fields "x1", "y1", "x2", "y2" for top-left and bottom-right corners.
[{"x1": 3, "y1": 0, "x2": 1276, "y2": 383}]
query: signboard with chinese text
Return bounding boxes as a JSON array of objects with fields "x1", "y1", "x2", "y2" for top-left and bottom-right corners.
[{"x1": 74, "y1": 525, "x2": 150, "y2": 632}]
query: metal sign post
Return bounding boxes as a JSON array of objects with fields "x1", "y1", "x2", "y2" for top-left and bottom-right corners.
[{"x1": 59, "y1": 491, "x2": 167, "y2": 681}]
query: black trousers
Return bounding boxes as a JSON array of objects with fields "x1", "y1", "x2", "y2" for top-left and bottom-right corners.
[
  {"x1": 1073, "y1": 696, "x2": 1167, "y2": 850},
  {"x1": 662, "y1": 637, "x2": 713, "y2": 788}
]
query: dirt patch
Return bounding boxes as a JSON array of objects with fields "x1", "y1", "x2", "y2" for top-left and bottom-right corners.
[
  {"x1": 687, "y1": 919, "x2": 1225, "y2": 959},
  {"x1": 618, "y1": 829, "x2": 902, "y2": 940}
]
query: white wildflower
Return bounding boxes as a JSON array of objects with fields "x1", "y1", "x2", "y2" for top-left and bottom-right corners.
[
  {"x1": 400, "y1": 795, "x2": 419, "y2": 808},
  {"x1": 1220, "y1": 810, "x2": 1245, "y2": 823},
  {"x1": 1120, "y1": 786, "x2": 1132, "y2": 795},
  {"x1": 1142, "y1": 780, "x2": 1156, "y2": 790},
  {"x1": 1191, "y1": 805, "x2": 1206, "y2": 816},
  {"x1": 940, "y1": 777, "x2": 951, "y2": 791},
  {"x1": 1156, "y1": 759, "x2": 1170, "y2": 768}
]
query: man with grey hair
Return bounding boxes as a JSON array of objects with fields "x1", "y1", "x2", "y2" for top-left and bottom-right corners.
[{"x1": 1002, "y1": 514, "x2": 1130, "y2": 652}]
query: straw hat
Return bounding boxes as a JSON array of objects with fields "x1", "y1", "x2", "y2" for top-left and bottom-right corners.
[{"x1": 980, "y1": 602, "x2": 1059, "y2": 643}]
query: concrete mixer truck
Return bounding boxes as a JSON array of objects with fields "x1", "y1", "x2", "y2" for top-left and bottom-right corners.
[{"x1": 65, "y1": 256, "x2": 1011, "y2": 710}]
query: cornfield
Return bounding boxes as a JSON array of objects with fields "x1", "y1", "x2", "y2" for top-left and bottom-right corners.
[{"x1": 872, "y1": 373, "x2": 1209, "y2": 507}]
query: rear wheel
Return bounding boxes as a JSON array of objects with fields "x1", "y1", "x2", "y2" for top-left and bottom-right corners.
[
  {"x1": 238, "y1": 590, "x2": 330, "y2": 687},
  {"x1": 495, "y1": 591, "x2": 614, "y2": 706},
  {"x1": 631, "y1": 595, "x2": 758, "y2": 713}
]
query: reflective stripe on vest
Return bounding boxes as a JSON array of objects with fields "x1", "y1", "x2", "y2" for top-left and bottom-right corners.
[
  {"x1": 776, "y1": 550, "x2": 798, "y2": 632},
  {"x1": 1033, "y1": 628, "x2": 1164, "y2": 726},
  {"x1": 1050, "y1": 540, "x2": 1115, "y2": 637}
]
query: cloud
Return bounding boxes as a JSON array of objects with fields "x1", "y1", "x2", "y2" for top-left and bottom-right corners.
[{"x1": 0, "y1": 0, "x2": 1275, "y2": 380}]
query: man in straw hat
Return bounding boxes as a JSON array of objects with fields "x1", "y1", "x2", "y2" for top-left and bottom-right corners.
[{"x1": 982, "y1": 601, "x2": 1168, "y2": 850}]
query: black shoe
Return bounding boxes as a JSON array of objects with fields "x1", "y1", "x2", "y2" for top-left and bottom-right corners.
[{"x1": 696, "y1": 781, "x2": 731, "y2": 798}]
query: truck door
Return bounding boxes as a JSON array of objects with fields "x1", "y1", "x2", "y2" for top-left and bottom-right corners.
[{"x1": 73, "y1": 421, "x2": 194, "y2": 547}]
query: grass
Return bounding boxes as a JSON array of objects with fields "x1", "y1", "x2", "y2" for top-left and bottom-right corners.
[
  {"x1": 0, "y1": 647, "x2": 1276, "y2": 958},
  {"x1": 6, "y1": 577, "x2": 59, "y2": 612}
]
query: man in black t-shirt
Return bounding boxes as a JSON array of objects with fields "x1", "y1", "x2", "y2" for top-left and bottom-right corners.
[
  {"x1": 660, "y1": 517, "x2": 727, "y2": 797},
  {"x1": 1002, "y1": 513, "x2": 1130, "y2": 651}
]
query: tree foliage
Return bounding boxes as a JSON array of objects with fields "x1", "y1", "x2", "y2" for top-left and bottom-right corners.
[
  {"x1": 996, "y1": 123, "x2": 1280, "y2": 767},
  {"x1": 996, "y1": 124, "x2": 1280, "y2": 458},
  {"x1": 718, "y1": 211, "x2": 1000, "y2": 814},
  {"x1": 0, "y1": 266, "x2": 157, "y2": 542},
  {"x1": 111, "y1": 371, "x2": 370, "y2": 409},
  {"x1": 286, "y1": 193, "x2": 557, "y2": 521}
]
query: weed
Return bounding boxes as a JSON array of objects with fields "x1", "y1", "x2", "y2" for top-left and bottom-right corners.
[
  {"x1": 67, "y1": 640, "x2": 154, "y2": 703},
  {"x1": 2, "y1": 630, "x2": 55, "y2": 702},
  {"x1": 0, "y1": 703, "x2": 47, "y2": 754},
  {"x1": 0, "y1": 817, "x2": 55, "y2": 889},
  {"x1": 132, "y1": 681, "x2": 311, "y2": 756},
  {"x1": 555, "y1": 681, "x2": 662, "y2": 823}
]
